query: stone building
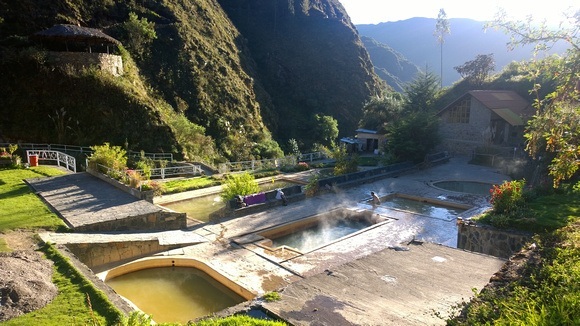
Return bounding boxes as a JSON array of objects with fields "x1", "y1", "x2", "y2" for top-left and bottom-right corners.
[
  {"x1": 31, "y1": 24, "x2": 123, "y2": 76},
  {"x1": 437, "y1": 90, "x2": 533, "y2": 155}
]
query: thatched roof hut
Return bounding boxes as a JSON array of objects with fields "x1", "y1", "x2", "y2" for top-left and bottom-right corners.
[
  {"x1": 31, "y1": 24, "x2": 120, "y2": 53},
  {"x1": 32, "y1": 24, "x2": 120, "y2": 45}
]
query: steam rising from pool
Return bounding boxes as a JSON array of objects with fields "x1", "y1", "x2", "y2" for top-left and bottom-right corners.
[{"x1": 271, "y1": 217, "x2": 373, "y2": 252}]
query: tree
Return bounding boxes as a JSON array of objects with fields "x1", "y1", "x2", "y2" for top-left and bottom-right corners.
[
  {"x1": 434, "y1": 9, "x2": 450, "y2": 88},
  {"x1": 332, "y1": 145, "x2": 358, "y2": 175},
  {"x1": 403, "y1": 70, "x2": 440, "y2": 113},
  {"x1": 314, "y1": 114, "x2": 339, "y2": 149},
  {"x1": 381, "y1": 71, "x2": 441, "y2": 163},
  {"x1": 489, "y1": 9, "x2": 580, "y2": 187},
  {"x1": 453, "y1": 54, "x2": 495, "y2": 86},
  {"x1": 122, "y1": 12, "x2": 157, "y2": 59},
  {"x1": 359, "y1": 93, "x2": 404, "y2": 132},
  {"x1": 384, "y1": 111, "x2": 439, "y2": 163}
]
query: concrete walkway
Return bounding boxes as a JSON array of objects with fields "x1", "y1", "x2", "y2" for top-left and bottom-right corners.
[{"x1": 26, "y1": 173, "x2": 174, "y2": 231}]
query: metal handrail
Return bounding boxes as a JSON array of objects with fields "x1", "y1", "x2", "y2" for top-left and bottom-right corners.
[
  {"x1": 26, "y1": 150, "x2": 77, "y2": 173},
  {"x1": 218, "y1": 152, "x2": 327, "y2": 173},
  {"x1": 3, "y1": 143, "x2": 173, "y2": 161}
]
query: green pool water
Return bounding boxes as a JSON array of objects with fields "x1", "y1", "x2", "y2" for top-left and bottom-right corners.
[
  {"x1": 162, "y1": 180, "x2": 297, "y2": 222},
  {"x1": 106, "y1": 267, "x2": 244, "y2": 324}
]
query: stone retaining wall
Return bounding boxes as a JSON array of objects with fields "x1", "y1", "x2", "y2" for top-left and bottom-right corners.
[
  {"x1": 457, "y1": 221, "x2": 532, "y2": 259},
  {"x1": 67, "y1": 240, "x2": 182, "y2": 270},
  {"x1": 47, "y1": 51, "x2": 123, "y2": 76},
  {"x1": 74, "y1": 210, "x2": 186, "y2": 232}
]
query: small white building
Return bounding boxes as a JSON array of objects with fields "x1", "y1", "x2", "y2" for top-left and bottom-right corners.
[{"x1": 340, "y1": 128, "x2": 386, "y2": 154}]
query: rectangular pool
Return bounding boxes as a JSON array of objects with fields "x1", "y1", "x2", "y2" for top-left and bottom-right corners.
[{"x1": 257, "y1": 208, "x2": 387, "y2": 253}]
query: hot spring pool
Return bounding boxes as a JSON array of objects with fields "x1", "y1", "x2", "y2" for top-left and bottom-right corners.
[
  {"x1": 161, "y1": 180, "x2": 299, "y2": 222},
  {"x1": 372, "y1": 194, "x2": 470, "y2": 221},
  {"x1": 104, "y1": 259, "x2": 252, "y2": 324},
  {"x1": 257, "y1": 208, "x2": 386, "y2": 253},
  {"x1": 431, "y1": 180, "x2": 494, "y2": 196}
]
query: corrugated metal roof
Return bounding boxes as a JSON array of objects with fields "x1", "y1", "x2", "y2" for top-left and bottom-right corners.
[
  {"x1": 355, "y1": 128, "x2": 378, "y2": 134},
  {"x1": 492, "y1": 108, "x2": 525, "y2": 126}
]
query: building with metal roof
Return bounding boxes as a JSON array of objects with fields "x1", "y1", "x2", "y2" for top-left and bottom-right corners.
[{"x1": 437, "y1": 90, "x2": 533, "y2": 155}]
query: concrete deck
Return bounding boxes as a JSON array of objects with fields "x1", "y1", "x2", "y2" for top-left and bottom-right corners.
[
  {"x1": 38, "y1": 157, "x2": 511, "y2": 325},
  {"x1": 263, "y1": 242, "x2": 504, "y2": 325}
]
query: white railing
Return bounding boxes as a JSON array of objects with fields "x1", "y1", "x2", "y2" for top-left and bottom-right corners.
[
  {"x1": 218, "y1": 152, "x2": 327, "y2": 173},
  {"x1": 27, "y1": 150, "x2": 77, "y2": 173},
  {"x1": 138, "y1": 164, "x2": 203, "y2": 179},
  {"x1": 3, "y1": 143, "x2": 173, "y2": 161},
  {"x1": 89, "y1": 162, "x2": 202, "y2": 180},
  {"x1": 298, "y1": 152, "x2": 327, "y2": 162}
]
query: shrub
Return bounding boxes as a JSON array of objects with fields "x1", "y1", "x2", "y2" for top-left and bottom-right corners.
[
  {"x1": 332, "y1": 146, "x2": 358, "y2": 175},
  {"x1": 88, "y1": 143, "x2": 127, "y2": 174},
  {"x1": 124, "y1": 169, "x2": 142, "y2": 188},
  {"x1": 221, "y1": 172, "x2": 259, "y2": 201},
  {"x1": 263, "y1": 291, "x2": 281, "y2": 302},
  {"x1": 296, "y1": 162, "x2": 310, "y2": 171},
  {"x1": 304, "y1": 172, "x2": 320, "y2": 197},
  {"x1": 490, "y1": 179, "x2": 526, "y2": 214},
  {"x1": 141, "y1": 180, "x2": 164, "y2": 196},
  {"x1": 135, "y1": 159, "x2": 153, "y2": 180}
]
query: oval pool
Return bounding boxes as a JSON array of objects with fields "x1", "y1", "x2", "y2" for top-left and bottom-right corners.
[{"x1": 431, "y1": 180, "x2": 494, "y2": 196}]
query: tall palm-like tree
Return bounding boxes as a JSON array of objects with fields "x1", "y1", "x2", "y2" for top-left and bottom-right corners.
[{"x1": 434, "y1": 9, "x2": 450, "y2": 88}]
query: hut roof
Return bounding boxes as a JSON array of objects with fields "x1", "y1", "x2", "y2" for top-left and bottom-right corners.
[{"x1": 32, "y1": 24, "x2": 120, "y2": 46}]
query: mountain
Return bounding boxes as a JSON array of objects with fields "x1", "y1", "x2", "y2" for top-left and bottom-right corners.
[
  {"x1": 0, "y1": 0, "x2": 382, "y2": 161},
  {"x1": 360, "y1": 36, "x2": 420, "y2": 92},
  {"x1": 357, "y1": 18, "x2": 569, "y2": 86},
  {"x1": 217, "y1": 0, "x2": 383, "y2": 143}
]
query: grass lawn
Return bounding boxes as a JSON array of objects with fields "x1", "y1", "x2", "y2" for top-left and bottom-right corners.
[
  {"x1": 161, "y1": 176, "x2": 221, "y2": 194},
  {"x1": 526, "y1": 191, "x2": 579, "y2": 230},
  {"x1": 358, "y1": 156, "x2": 381, "y2": 166},
  {"x1": 475, "y1": 186, "x2": 578, "y2": 233},
  {"x1": 0, "y1": 166, "x2": 68, "y2": 231}
]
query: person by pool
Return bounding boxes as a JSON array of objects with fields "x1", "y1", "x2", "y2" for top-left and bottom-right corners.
[{"x1": 371, "y1": 191, "x2": 381, "y2": 206}]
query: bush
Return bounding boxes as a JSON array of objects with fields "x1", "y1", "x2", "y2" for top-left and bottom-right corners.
[
  {"x1": 263, "y1": 291, "x2": 281, "y2": 302},
  {"x1": 490, "y1": 179, "x2": 526, "y2": 214},
  {"x1": 221, "y1": 172, "x2": 259, "y2": 201},
  {"x1": 332, "y1": 146, "x2": 358, "y2": 175},
  {"x1": 304, "y1": 172, "x2": 320, "y2": 197},
  {"x1": 88, "y1": 143, "x2": 127, "y2": 174}
]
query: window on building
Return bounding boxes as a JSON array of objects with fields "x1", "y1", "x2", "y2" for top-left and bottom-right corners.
[{"x1": 447, "y1": 98, "x2": 470, "y2": 123}]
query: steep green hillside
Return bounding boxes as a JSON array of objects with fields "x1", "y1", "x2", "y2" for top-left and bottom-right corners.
[
  {"x1": 0, "y1": 0, "x2": 383, "y2": 159},
  {"x1": 218, "y1": 0, "x2": 384, "y2": 146}
]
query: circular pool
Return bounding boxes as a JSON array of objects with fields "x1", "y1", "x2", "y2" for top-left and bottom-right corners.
[{"x1": 431, "y1": 180, "x2": 494, "y2": 196}]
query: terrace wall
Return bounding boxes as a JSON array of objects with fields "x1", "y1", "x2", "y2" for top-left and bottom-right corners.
[
  {"x1": 47, "y1": 51, "x2": 123, "y2": 76},
  {"x1": 457, "y1": 221, "x2": 532, "y2": 259},
  {"x1": 67, "y1": 240, "x2": 182, "y2": 270}
]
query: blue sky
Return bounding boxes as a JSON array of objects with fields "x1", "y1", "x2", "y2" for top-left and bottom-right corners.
[{"x1": 339, "y1": 0, "x2": 579, "y2": 25}]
